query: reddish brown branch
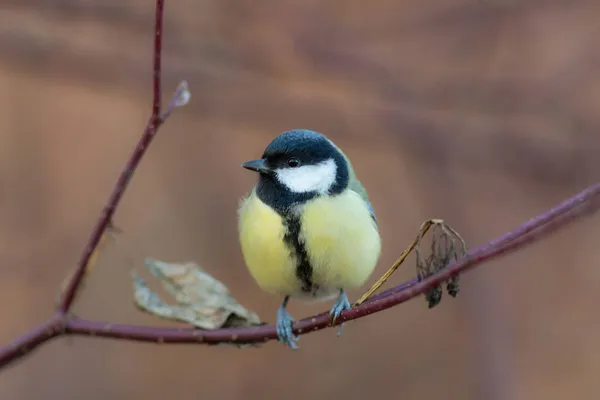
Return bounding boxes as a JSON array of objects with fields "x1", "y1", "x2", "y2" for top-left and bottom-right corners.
[
  {"x1": 0, "y1": 0, "x2": 169, "y2": 369},
  {"x1": 152, "y1": 0, "x2": 164, "y2": 119},
  {"x1": 60, "y1": 183, "x2": 600, "y2": 344},
  {"x1": 0, "y1": 316, "x2": 65, "y2": 367},
  {"x1": 1, "y1": 181, "x2": 595, "y2": 366},
  {"x1": 1, "y1": 0, "x2": 600, "y2": 371},
  {"x1": 58, "y1": 0, "x2": 166, "y2": 313}
]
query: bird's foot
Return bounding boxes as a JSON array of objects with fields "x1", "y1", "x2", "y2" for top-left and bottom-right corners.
[
  {"x1": 329, "y1": 290, "x2": 351, "y2": 337},
  {"x1": 276, "y1": 304, "x2": 299, "y2": 349}
]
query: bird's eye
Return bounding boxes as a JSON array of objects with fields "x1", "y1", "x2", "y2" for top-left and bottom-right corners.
[{"x1": 287, "y1": 158, "x2": 300, "y2": 168}]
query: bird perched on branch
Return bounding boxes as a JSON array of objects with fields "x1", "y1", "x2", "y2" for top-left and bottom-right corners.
[{"x1": 237, "y1": 129, "x2": 381, "y2": 349}]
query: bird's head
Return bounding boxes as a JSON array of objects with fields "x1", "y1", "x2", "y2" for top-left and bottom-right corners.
[{"x1": 242, "y1": 129, "x2": 350, "y2": 210}]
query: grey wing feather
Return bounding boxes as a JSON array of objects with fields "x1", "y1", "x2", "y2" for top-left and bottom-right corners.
[
  {"x1": 364, "y1": 199, "x2": 378, "y2": 227},
  {"x1": 342, "y1": 155, "x2": 378, "y2": 229}
]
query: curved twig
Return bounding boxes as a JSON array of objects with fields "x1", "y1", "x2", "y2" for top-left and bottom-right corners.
[{"x1": 62, "y1": 183, "x2": 600, "y2": 344}]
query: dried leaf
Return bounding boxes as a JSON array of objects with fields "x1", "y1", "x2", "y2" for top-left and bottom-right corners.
[
  {"x1": 415, "y1": 220, "x2": 467, "y2": 308},
  {"x1": 133, "y1": 258, "x2": 262, "y2": 330}
]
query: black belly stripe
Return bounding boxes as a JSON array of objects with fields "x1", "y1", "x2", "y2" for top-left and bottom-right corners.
[{"x1": 282, "y1": 214, "x2": 316, "y2": 294}]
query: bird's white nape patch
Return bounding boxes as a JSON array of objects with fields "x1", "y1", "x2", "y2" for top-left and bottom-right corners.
[{"x1": 275, "y1": 158, "x2": 337, "y2": 194}]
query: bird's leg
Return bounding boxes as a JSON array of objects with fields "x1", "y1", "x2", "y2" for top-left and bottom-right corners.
[
  {"x1": 276, "y1": 295, "x2": 299, "y2": 349},
  {"x1": 329, "y1": 289, "x2": 351, "y2": 337}
]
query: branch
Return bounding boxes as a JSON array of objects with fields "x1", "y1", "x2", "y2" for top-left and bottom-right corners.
[
  {"x1": 0, "y1": 316, "x2": 65, "y2": 367},
  {"x1": 57, "y1": 0, "x2": 167, "y2": 313},
  {"x1": 61, "y1": 183, "x2": 600, "y2": 344},
  {"x1": 0, "y1": 0, "x2": 179, "y2": 369},
  {"x1": 1, "y1": 0, "x2": 600, "y2": 370}
]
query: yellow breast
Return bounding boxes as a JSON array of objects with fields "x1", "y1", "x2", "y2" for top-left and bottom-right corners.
[
  {"x1": 300, "y1": 190, "x2": 381, "y2": 291},
  {"x1": 238, "y1": 191, "x2": 301, "y2": 296},
  {"x1": 237, "y1": 189, "x2": 381, "y2": 300}
]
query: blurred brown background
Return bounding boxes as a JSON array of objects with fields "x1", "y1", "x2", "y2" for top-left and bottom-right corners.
[{"x1": 2, "y1": 0, "x2": 600, "y2": 399}]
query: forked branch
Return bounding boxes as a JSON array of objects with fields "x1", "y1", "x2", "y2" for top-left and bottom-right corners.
[{"x1": 1, "y1": 0, "x2": 600, "y2": 370}]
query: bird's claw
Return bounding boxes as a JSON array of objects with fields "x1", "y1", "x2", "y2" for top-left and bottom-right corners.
[
  {"x1": 277, "y1": 304, "x2": 299, "y2": 349},
  {"x1": 329, "y1": 290, "x2": 351, "y2": 337}
]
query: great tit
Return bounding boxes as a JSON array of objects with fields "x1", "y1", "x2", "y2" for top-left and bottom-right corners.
[{"x1": 238, "y1": 129, "x2": 381, "y2": 349}]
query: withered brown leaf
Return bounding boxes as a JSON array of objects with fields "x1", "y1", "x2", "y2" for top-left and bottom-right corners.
[{"x1": 133, "y1": 258, "x2": 262, "y2": 330}]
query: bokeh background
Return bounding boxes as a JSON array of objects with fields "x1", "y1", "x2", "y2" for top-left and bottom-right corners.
[{"x1": 2, "y1": 0, "x2": 600, "y2": 399}]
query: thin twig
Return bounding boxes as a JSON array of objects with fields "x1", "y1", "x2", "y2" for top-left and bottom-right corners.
[
  {"x1": 57, "y1": 0, "x2": 167, "y2": 313},
  {"x1": 355, "y1": 218, "x2": 440, "y2": 306},
  {"x1": 0, "y1": 316, "x2": 65, "y2": 368},
  {"x1": 0, "y1": 0, "x2": 170, "y2": 370}
]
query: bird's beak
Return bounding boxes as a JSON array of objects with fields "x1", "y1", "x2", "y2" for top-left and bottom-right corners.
[{"x1": 241, "y1": 159, "x2": 272, "y2": 174}]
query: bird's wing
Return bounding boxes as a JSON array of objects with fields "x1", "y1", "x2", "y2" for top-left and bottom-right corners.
[
  {"x1": 364, "y1": 198, "x2": 377, "y2": 226},
  {"x1": 344, "y1": 159, "x2": 378, "y2": 228},
  {"x1": 350, "y1": 187, "x2": 377, "y2": 228}
]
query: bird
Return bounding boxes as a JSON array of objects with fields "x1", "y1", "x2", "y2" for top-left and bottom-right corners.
[{"x1": 237, "y1": 129, "x2": 381, "y2": 349}]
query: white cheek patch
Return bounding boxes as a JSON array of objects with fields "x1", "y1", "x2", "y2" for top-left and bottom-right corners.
[{"x1": 276, "y1": 158, "x2": 337, "y2": 194}]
